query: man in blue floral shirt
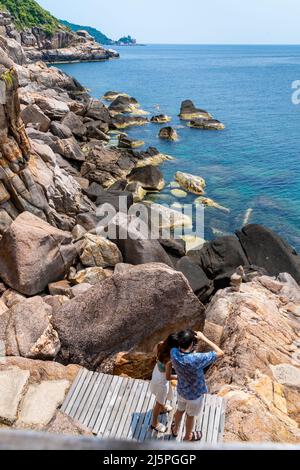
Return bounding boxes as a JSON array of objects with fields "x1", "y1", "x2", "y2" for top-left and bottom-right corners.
[{"x1": 171, "y1": 330, "x2": 224, "y2": 442}]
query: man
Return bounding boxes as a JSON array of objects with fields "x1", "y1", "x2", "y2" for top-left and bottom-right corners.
[{"x1": 170, "y1": 329, "x2": 224, "y2": 442}]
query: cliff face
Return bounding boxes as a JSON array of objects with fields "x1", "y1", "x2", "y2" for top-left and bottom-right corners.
[{"x1": 0, "y1": 50, "x2": 85, "y2": 232}]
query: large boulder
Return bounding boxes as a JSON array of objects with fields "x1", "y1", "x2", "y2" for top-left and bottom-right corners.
[
  {"x1": 109, "y1": 95, "x2": 139, "y2": 114},
  {"x1": 50, "y1": 122, "x2": 73, "y2": 139},
  {"x1": 0, "y1": 212, "x2": 78, "y2": 295},
  {"x1": 179, "y1": 100, "x2": 212, "y2": 121},
  {"x1": 118, "y1": 134, "x2": 144, "y2": 149},
  {"x1": 0, "y1": 296, "x2": 60, "y2": 360},
  {"x1": 21, "y1": 104, "x2": 51, "y2": 132},
  {"x1": 150, "y1": 114, "x2": 171, "y2": 124},
  {"x1": 104, "y1": 213, "x2": 173, "y2": 267},
  {"x1": 128, "y1": 165, "x2": 165, "y2": 191},
  {"x1": 80, "y1": 143, "x2": 138, "y2": 187},
  {"x1": 61, "y1": 112, "x2": 86, "y2": 139},
  {"x1": 85, "y1": 98, "x2": 111, "y2": 123},
  {"x1": 189, "y1": 235, "x2": 248, "y2": 286},
  {"x1": 189, "y1": 118, "x2": 225, "y2": 130},
  {"x1": 33, "y1": 95, "x2": 70, "y2": 119},
  {"x1": 96, "y1": 189, "x2": 134, "y2": 212},
  {"x1": 205, "y1": 275, "x2": 300, "y2": 442},
  {"x1": 102, "y1": 91, "x2": 130, "y2": 101},
  {"x1": 79, "y1": 233, "x2": 123, "y2": 268},
  {"x1": 158, "y1": 126, "x2": 179, "y2": 141},
  {"x1": 175, "y1": 171, "x2": 205, "y2": 195},
  {"x1": 52, "y1": 263, "x2": 206, "y2": 368},
  {"x1": 236, "y1": 225, "x2": 300, "y2": 283},
  {"x1": 176, "y1": 256, "x2": 214, "y2": 302},
  {"x1": 51, "y1": 137, "x2": 85, "y2": 162},
  {"x1": 112, "y1": 115, "x2": 149, "y2": 129}
]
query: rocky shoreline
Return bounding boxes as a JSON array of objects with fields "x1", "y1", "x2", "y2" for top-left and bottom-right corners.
[
  {"x1": 0, "y1": 13, "x2": 299, "y2": 443},
  {"x1": 0, "y1": 11, "x2": 119, "y2": 64}
]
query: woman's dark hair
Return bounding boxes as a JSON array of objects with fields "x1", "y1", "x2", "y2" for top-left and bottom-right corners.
[
  {"x1": 176, "y1": 329, "x2": 197, "y2": 350},
  {"x1": 157, "y1": 333, "x2": 179, "y2": 364}
]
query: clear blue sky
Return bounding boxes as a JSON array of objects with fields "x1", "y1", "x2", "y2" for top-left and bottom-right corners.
[{"x1": 39, "y1": 0, "x2": 300, "y2": 44}]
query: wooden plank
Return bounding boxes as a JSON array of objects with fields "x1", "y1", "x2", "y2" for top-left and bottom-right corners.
[
  {"x1": 77, "y1": 372, "x2": 105, "y2": 424},
  {"x1": 96, "y1": 376, "x2": 124, "y2": 436},
  {"x1": 133, "y1": 383, "x2": 154, "y2": 441},
  {"x1": 114, "y1": 379, "x2": 141, "y2": 439},
  {"x1": 161, "y1": 386, "x2": 178, "y2": 442},
  {"x1": 211, "y1": 398, "x2": 223, "y2": 444},
  {"x1": 81, "y1": 373, "x2": 107, "y2": 427},
  {"x1": 109, "y1": 378, "x2": 136, "y2": 438},
  {"x1": 89, "y1": 374, "x2": 115, "y2": 431},
  {"x1": 197, "y1": 394, "x2": 206, "y2": 432},
  {"x1": 218, "y1": 399, "x2": 226, "y2": 442},
  {"x1": 123, "y1": 380, "x2": 148, "y2": 440},
  {"x1": 73, "y1": 372, "x2": 100, "y2": 422},
  {"x1": 103, "y1": 377, "x2": 130, "y2": 439},
  {"x1": 63, "y1": 368, "x2": 89, "y2": 416},
  {"x1": 206, "y1": 395, "x2": 217, "y2": 443},
  {"x1": 138, "y1": 394, "x2": 156, "y2": 442},
  {"x1": 87, "y1": 374, "x2": 114, "y2": 430},
  {"x1": 61, "y1": 368, "x2": 84, "y2": 413},
  {"x1": 200, "y1": 395, "x2": 211, "y2": 442},
  {"x1": 68, "y1": 371, "x2": 94, "y2": 419}
]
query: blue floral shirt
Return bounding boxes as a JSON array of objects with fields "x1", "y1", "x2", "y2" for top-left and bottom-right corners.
[{"x1": 171, "y1": 348, "x2": 217, "y2": 400}]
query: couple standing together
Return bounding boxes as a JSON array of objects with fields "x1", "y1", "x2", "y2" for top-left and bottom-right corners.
[{"x1": 150, "y1": 329, "x2": 224, "y2": 442}]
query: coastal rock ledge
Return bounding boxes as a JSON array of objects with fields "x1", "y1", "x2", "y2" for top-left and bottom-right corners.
[{"x1": 206, "y1": 274, "x2": 300, "y2": 443}]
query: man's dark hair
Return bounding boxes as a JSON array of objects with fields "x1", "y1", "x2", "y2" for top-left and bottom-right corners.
[{"x1": 177, "y1": 329, "x2": 197, "y2": 350}]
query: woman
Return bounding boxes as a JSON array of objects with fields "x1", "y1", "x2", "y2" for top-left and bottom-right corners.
[{"x1": 150, "y1": 333, "x2": 178, "y2": 433}]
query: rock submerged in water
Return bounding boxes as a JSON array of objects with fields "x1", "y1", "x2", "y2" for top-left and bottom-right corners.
[
  {"x1": 175, "y1": 171, "x2": 206, "y2": 195},
  {"x1": 194, "y1": 196, "x2": 230, "y2": 212},
  {"x1": 118, "y1": 134, "x2": 144, "y2": 149},
  {"x1": 150, "y1": 114, "x2": 172, "y2": 124},
  {"x1": 128, "y1": 165, "x2": 165, "y2": 191},
  {"x1": 135, "y1": 147, "x2": 173, "y2": 168},
  {"x1": 109, "y1": 95, "x2": 140, "y2": 115},
  {"x1": 102, "y1": 91, "x2": 130, "y2": 101},
  {"x1": 158, "y1": 126, "x2": 179, "y2": 141},
  {"x1": 126, "y1": 181, "x2": 147, "y2": 202},
  {"x1": 111, "y1": 115, "x2": 149, "y2": 129},
  {"x1": 189, "y1": 118, "x2": 225, "y2": 130},
  {"x1": 179, "y1": 100, "x2": 212, "y2": 121}
]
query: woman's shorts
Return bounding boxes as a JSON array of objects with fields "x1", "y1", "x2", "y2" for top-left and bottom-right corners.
[{"x1": 150, "y1": 364, "x2": 173, "y2": 405}]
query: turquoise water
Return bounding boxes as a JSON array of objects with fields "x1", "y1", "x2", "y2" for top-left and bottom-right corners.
[{"x1": 58, "y1": 45, "x2": 300, "y2": 249}]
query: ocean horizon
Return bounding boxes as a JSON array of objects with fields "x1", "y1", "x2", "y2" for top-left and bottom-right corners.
[{"x1": 58, "y1": 44, "x2": 300, "y2": 250}]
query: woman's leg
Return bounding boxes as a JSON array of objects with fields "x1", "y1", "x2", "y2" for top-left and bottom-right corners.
[{"x1": 151, "y1": 401, "x2": 163, "y2": 428}]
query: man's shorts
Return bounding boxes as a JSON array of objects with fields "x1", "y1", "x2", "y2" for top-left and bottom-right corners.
[{"x1": 177, "y1": 394, "x2": 204, "y2": 417}]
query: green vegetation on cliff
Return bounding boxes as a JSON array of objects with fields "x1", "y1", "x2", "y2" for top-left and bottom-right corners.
[
  {"x1": 60, "y1": 19, "x2": 114, "y2": 45},
  {"x1": 60, "y1": 19, "x2": 136, "y2": 45},
  {"x1": 0, "y1": 0, "x2": 63, "y2": 35}
]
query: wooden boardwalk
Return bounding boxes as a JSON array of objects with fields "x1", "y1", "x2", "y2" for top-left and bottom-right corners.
[{"x1": 61, "y1": 368, "x2": 225, "y2": 444}]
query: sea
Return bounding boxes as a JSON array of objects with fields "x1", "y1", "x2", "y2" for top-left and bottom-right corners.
[{"x1": 57, "y1": 44, "x2": 300, "y2": 250}]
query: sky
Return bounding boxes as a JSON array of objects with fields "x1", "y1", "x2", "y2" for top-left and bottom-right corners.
[{"x1": 38, "y1": 0, "x2": 300, "y2": 44}]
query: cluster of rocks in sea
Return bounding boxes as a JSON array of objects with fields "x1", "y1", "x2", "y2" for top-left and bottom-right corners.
[
  {"x1": 0, "y1": 15, "x2": 299, "y2": 444},
  {"x1": 179, "y1": 99, "x2": 225, "y2": 130}
]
